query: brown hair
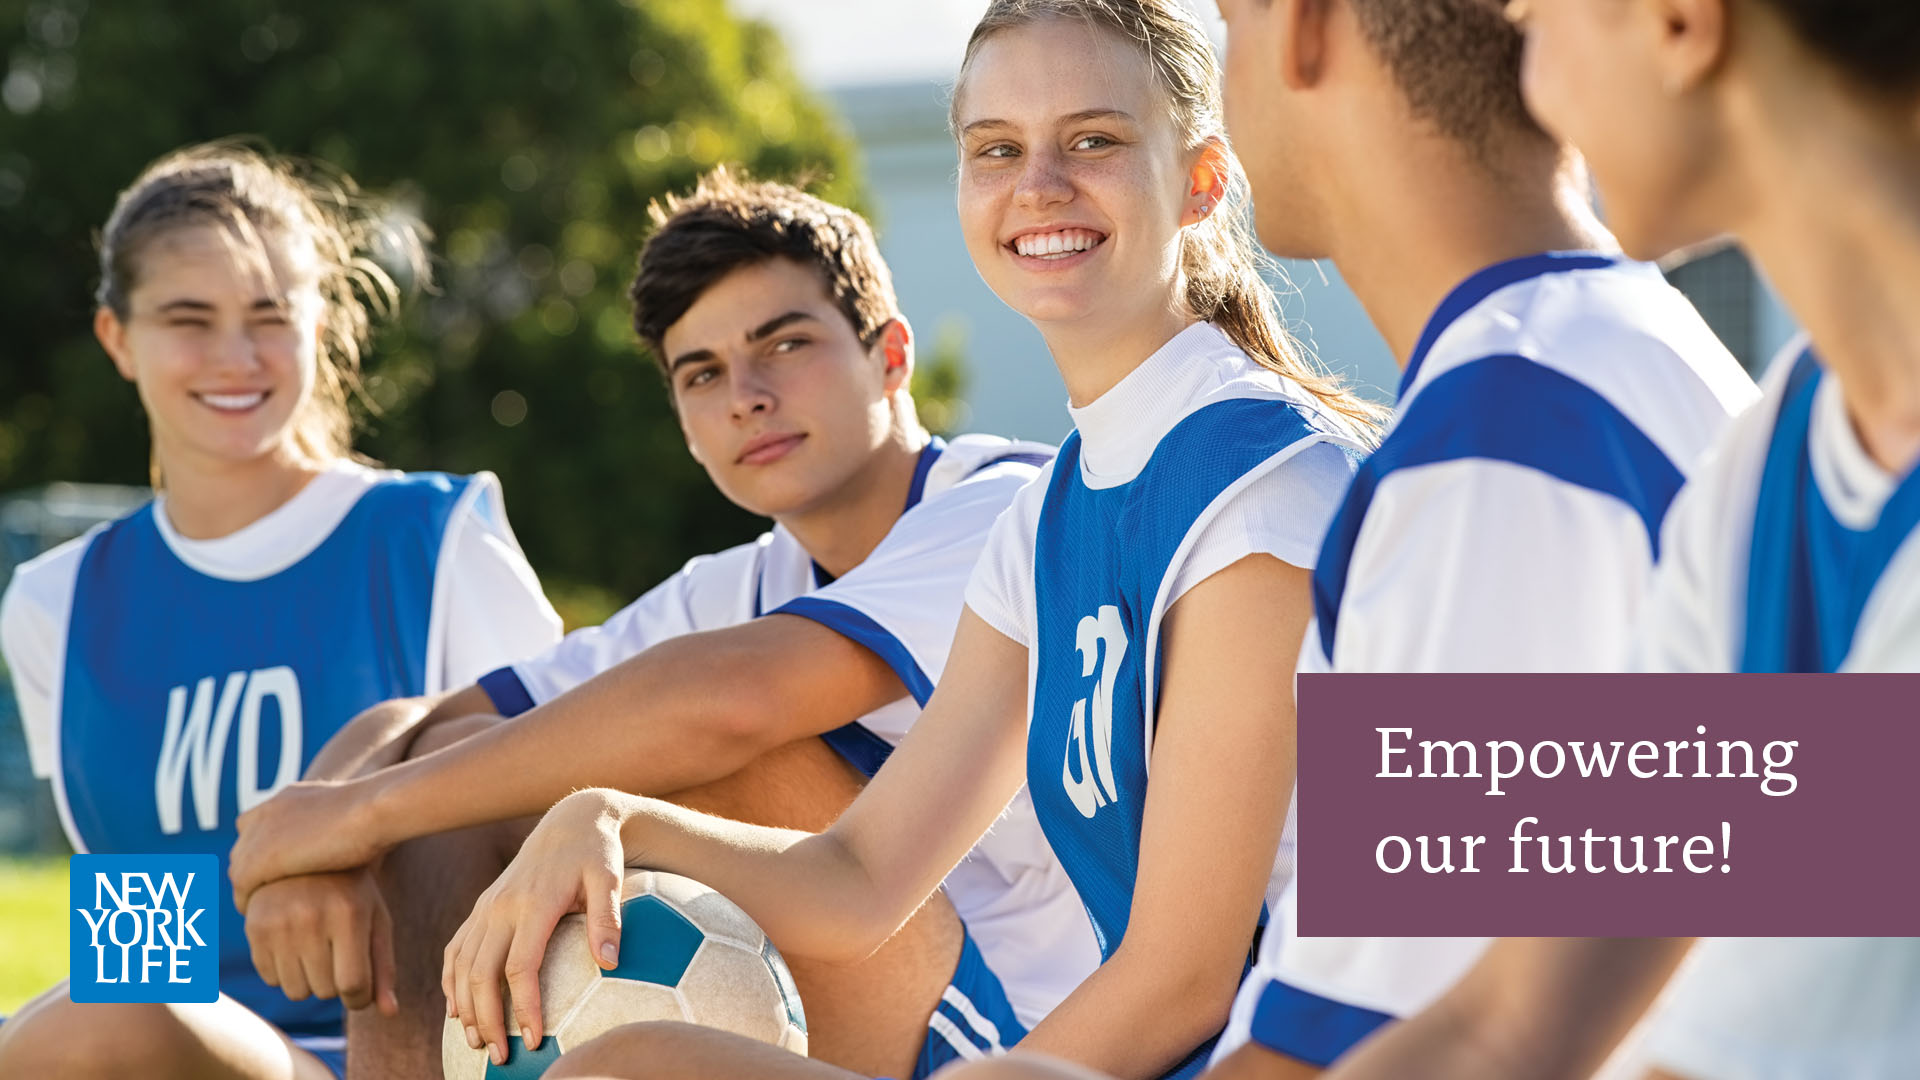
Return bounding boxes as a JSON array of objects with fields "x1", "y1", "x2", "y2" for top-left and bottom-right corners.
[
  {"x1": 97, "y1": 140, "x2": 429, "y2": 481},
  {"x1": 1346, "y1": 0, "x2": 1548, "y2": 159},
  {"x1": 954, "y1": 0, "x2": 1386, "y2": 435},
  {"x1": 630, "y1": 166, "x2": 900, "y2": 369},
  {"x1": 1751, "y1": 0, "x2": 1920, "y2": 95}
]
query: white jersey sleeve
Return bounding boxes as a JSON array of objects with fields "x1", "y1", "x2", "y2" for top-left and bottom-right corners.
[
  {"x1": 775, "y1": 461, "x2": 1040, "y2": 732},
  {"x1": 1335, "y1": 460, "x2": 1656, "y2": 671},
  {"x1": 482, "y1": 537, "x2": 766, "y2": 715},
  {"x1": 432, "y1": 473, "x2": 562, "y2": 692},
  {"x1": 1, "y1": 531, "x2": 96, "y2": 779},
  {"x1": 1633, "y1": 446, "x2": 1755, "y2": 673},
  {"x1": 963, "y1": 461, "x2": 1051, "y2": 649}
]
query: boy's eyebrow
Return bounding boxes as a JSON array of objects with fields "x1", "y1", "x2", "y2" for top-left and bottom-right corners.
[
  {"x1": 960, "y1": 108, "x2": 1136, "y2": 137},
  {"x1": 744, "y1": 310, "x2": 817, "y2": 342},
  {"x1": 668, "y1": 311, "x2": 819, "y2": 373},
  {"x1": 667, "y1": 347, "x2": 716, "y2": 374}
]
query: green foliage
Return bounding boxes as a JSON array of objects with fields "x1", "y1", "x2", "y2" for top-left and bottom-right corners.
[
  {"x1": 917, "y1": 318, "x2": 973, "y2": 437},
  {"x1": 0, "y1": 0, "x2": 867, "y2": 598}
]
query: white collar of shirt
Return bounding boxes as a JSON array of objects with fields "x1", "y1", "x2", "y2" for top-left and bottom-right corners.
[
  {"x1": 756, "y1": 431, "x2": 1058, "y2": 610},
  {"x1": 1067, "y1": 322, "x2": 1259, "y2": 489},
  {"x1": 1809, "y1": 372, "x2": 1898, "y2": 530},
  {"x1": 152, "y1": 460, "x2": 382, "y2": 581}
]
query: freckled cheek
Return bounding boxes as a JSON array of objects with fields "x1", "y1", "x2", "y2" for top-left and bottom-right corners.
[
  {"x1": 1077, "y1": 156, "x2": 1160, "y2": 214},
  {"x1": 957, "y1": 170, "x2": 1012, "y2": 246}
]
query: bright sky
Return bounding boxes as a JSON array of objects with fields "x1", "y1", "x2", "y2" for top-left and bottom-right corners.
[{"x1": 730, "y1": 0, "x2": 1223, "y2": 88}]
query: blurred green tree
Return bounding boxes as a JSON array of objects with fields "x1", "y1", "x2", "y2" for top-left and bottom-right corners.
[
  {"x1": 0, "y1": 0, "x2": 931, "y2": 619},
  {"x1": 917, "y1": 318, "x2": 973, "y2": 438}
]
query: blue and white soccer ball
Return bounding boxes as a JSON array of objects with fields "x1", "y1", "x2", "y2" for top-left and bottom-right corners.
[{"x1": 442, "y1": 869, "x2": 809, "y2": 1079}]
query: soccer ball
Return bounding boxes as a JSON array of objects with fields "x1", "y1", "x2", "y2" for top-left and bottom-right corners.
[{"x1": 442, "y1": 869, "x2": 809, "y2": 1079}]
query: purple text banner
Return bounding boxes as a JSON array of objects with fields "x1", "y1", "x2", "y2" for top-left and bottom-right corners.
[{"x1": 1296, "y1": 674, "x2": 1919, "y2": 936}]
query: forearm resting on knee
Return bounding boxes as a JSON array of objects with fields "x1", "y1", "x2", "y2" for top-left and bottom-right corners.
[{"x1": 306, "y1": 685, "x2": 497, "y2": 782}]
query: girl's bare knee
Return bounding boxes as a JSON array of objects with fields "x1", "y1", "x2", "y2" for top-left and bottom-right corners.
[{"x1": 0, "y1": 993, "x2": 198, "y2": 1076}]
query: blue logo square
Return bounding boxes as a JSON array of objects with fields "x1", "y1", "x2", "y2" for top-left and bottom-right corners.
[{"x1": 69, "y1": 854, "x2": 220, "y2": 1004}]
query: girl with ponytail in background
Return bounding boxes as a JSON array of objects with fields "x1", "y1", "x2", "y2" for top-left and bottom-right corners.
[{"x1": 0, "y1": 142, "x2": 559, "y2": 1080}]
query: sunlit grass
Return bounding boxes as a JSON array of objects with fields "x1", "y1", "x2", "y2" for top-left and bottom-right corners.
[{"x1": 0, "y1": 856, "x2": 68, "y2": 1013}]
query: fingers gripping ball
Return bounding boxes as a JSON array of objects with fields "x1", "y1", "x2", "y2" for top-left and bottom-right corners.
[{"x1": 443, "y1": 870, "x2": 809, "y2": 1078}]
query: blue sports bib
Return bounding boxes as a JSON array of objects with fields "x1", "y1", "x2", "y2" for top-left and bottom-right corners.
[
  {"x1": 58, "y1": 472, "x2": 468, "y2": 1039},
  {"x1": 1741, "y1": 351, "x2": 1920, "y2": 672},
  {"x1": 1029, "y1": 397, "x2": 1317, "y2": 1079}
]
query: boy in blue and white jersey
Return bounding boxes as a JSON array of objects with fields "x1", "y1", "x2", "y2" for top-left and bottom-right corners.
[
  {"x1": 475, "y1": 430, "x2": 1090, "y2": 1037},
  {"x1": 1204, "y1": 0, "x2": 1758, "y2": 1071},
  {"x1": 1227, "y1": 252, "x2": 1753, "y2": 1065},
  {"x1": 224, "y1": 170, "x2": 1098, "y2": 1080}
]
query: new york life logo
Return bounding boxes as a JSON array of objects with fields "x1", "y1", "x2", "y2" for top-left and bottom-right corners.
[{"x1": 69, "y1": 854, "x2": 219, "y2": 1003}]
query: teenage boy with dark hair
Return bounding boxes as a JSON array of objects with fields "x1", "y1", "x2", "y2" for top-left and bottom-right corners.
[
  {"x1": 1210, "y1": 0, "x2": 1753, "y2": 1071},
  {"x1": 225, "y1": 168, "x2": 1098, "y2": 1080}
]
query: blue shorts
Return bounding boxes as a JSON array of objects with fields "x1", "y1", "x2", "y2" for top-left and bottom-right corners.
[{"x1": 909, "y1": 925, "x2": 1027, "y2": 1079}]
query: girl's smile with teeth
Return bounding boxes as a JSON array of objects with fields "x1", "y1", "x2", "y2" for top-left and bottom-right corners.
[
  {"x1": 1010, "y1": 228, "x2": 1107, "y2": 259},
  {"x1": 194, "y1": 390, "x2": 270, "y2": 412}
]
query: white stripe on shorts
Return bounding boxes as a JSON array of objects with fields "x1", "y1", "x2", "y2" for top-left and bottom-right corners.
[
  {"x1": 941, "y1": 985, "x2": 1007, "y2": 1052},
  {"x1": 928, "y1": 1012, "x2": 988, "y2": 1062}
]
